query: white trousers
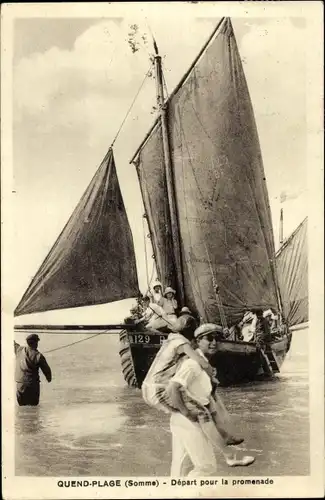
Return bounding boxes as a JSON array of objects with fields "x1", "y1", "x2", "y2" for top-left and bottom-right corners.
[{"x1": 170, "y1": 412, "x2": 217, "y2": 477}]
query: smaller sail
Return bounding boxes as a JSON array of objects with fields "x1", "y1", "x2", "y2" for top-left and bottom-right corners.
[
  {"x1": 15, "y1": 149, "x2": 140, "y2": 317},
  {"x1": 276, "y1": 218, "x2": 308, "y2": 326}
]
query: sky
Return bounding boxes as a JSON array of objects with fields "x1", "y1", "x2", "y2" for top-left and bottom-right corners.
[{"x1": 9, "y1": 7, "x2": 311, "y2": 324}]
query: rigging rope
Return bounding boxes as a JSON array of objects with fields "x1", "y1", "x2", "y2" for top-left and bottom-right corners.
[
  {"x1": 110, "y1": 61, "x2": 154, "y2": 148},
  {"x1": 43, "y1": 331, "x2": 111, "y2": 354},
  {"x1": 147, "y1": 305, "x2": 176, "y2": 330},
  {"x1": 144, "y1": 258, "x2": 156, "y2": 297},
  {"x1": 142, "y1": 214, "x2": 150, "y2": 291},
  {"x1": 204, "y1": 242, "x2": 228, "y2": 329},
  {"x1": 148, "y1": 259, "x2": 155, "y2": 287}
]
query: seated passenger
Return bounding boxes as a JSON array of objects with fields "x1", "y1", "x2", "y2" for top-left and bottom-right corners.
[
  {"x1": 149, "y1": 281, "x2": 164, "y2": 307},
  {"x1": 135, "y1": 296, "x2": 174, "y2": 331},
  {"x1": 161, "y1": 287, "x2": 178, "y2": 327},
  {"x1": 225, "y1": 324, "x2": 243, "y2": 341},
  {"x1": 240, "y1": 311, "x2": 257, "y2": 342}
]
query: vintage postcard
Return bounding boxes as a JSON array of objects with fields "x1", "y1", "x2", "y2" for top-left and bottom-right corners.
[{"x1": 1, "y1": 1, "x2": 324, "y2": 499}]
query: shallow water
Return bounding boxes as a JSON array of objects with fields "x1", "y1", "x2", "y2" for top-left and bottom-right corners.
[{"x1": 15, "y1": 329, "x2": 309, "y2": 476}]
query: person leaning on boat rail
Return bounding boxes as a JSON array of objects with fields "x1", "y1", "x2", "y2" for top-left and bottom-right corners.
[
  {"x1": 14, "y1": 334, "x2": 52, "y2": 406},
  {"x1": 254, "y1": 309, "x2": 272, "y2": 349},
  {"x1": 238, "y1": 311, "x2": 257, "y2": 342},
  {"x1": 263, "y1": 309, "x2": 278, "y2": 333},
  {"x1": 135, "y1": 295, "x2": 172, "y2": 331},
  {"x1": 166, "y1": 323, "x2": 255, "y2": 476}
]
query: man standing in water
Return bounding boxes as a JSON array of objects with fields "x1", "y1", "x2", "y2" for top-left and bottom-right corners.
[{"x1": 15, "y1": 334, "x2": 52, "y2": 406}]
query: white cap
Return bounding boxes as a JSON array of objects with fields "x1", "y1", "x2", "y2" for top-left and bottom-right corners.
[
  {"x1": 242, "y1": 311, "x2": 255, "y2": 323},
  {"x1": 194, "y1": 323, "x2": 223, "y2": 339}
]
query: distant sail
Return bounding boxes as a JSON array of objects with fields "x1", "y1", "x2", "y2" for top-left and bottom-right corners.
[
  {"x1": 134, "y1": 18, "x2": 279, "y2": 324},
  {"x1": 15, "y1": 149, "x2": 140, "y2": 317},
  {"x1": 276, "y1": 218, "x2": 308, "y2": 326},
  {"x1": 134, "y1": 120, "x2": 176, "y2": 289}
]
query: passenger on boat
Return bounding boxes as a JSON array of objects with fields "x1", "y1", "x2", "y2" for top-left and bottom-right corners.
[
  {"x1": 269, "y1": 312, "x2": 283, "y2": 339},
  {"x1": 154, "y1": 286, "x2": 178, "y2": 330},
  {"x1": 172, "y1": 306, "x2": 198, "y2": 338},
  {"x1": 124, "y1": 302, "x2": 143, "y2": 324},
  {"x1": 15, "y1": 334, "x2": 52, "y2": 406},
  {"x1": 239, "y1": 311, "x2": 257, "y2": 342},
  {"x1": 264, "y1": 309, "x2": 279, "y2": 333},
  {"x1": 271, "y1": 313, "x2": 279, "y2": 331},
  {"x1": 135, "y1": 296, "x2": 174, "y2": 331},
  {"x1": 162, "y1": 286, "x2": 178, "y2": 320},
  {"x1": 224, "y1": 324, "x2": 243, "y2": 341},
  {"x1": 167, "y1": 324, "x2": 254, "y2": 476},
  {"x1": 135, "y1": 296, "x2": 165, "y2": 329},
  {"x1": 254, "y1": 309, "x2": 271, "y2": 349},
  {"x1": 149, "y1": 281, "x2": 164, "y2": 307},
  {"x1": 263, "y1": 309, "x2": 273, "y2": 326}
]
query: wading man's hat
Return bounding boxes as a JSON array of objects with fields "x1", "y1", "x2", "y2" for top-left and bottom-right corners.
[
  {"x1": 194, "y1": 323, "x2": 223, "y2": 339},
  {"x1": 26, "y1": 333, "x2": 40, "y2": 343}
]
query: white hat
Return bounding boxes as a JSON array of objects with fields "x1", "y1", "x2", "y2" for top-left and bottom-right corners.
[
  {"x1": 152, "y1": 281, "x2": 162, "y2": 289},
  {"x1": 242, "y1": 311, "x2": 255, "y2": 324},
  {"x1": 194, "y1": 323, "x2": 223, "y2": 339},
  {"x1": 263, "y1": 309, "x2": 273, "y2": 318},
  {"x1": 164, "y1": 287, "x2": 176, "y2": 297},
  {"x1": 180, "y1": 306, "x2": 191, "y2": 314}
]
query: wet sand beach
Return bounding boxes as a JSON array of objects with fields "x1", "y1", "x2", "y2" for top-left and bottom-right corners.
[{"x1": 15, "y1": 329, "x2": 309, "y2": 477}]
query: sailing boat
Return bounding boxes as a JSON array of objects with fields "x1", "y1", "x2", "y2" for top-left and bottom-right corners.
[
  {"x1": 14, "y1": 17, "x2": 292, "y2": 387},
  {"x1": 276, "y1": 217, "x2": 308, "y2": 330}
]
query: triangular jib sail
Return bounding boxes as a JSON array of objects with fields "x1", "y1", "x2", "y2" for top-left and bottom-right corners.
[
  {"x1": 15, "y1": 149, "x2": 140, "y2": 317},
  {"x1": 133, "y1": 17, "x2": 279, "y2": 325},
  {"x1": 276, "y1": 217, "x2": 308, "y2": 326}
]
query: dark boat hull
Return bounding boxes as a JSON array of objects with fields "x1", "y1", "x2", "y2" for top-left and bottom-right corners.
[
  {"x1": 119, "y1": 329, "x2": 292, "y2": 388},
  {"x1": 209, "y1": 336, "x2": 290, "y2": 385}
]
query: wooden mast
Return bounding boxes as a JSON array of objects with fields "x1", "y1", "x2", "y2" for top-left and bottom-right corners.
[
  {"x1": 130, "y1": 17, "x2": 226, "y2": 164},
  {"x1": 279, "y1": 208, "x2": 284, "y2": 246},
  {"x1": 153, "y1": 41, "x2": 185, "y2": 304}
]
